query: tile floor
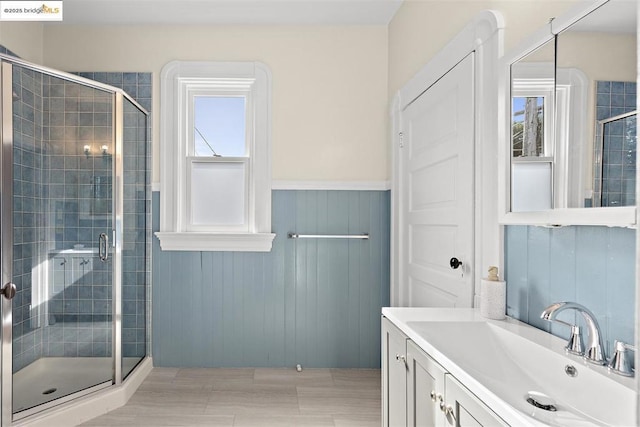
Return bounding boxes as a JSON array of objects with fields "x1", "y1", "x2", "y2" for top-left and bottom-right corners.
[{"x1": 80, "y1": 368, "x2": 381, "y2": 426}]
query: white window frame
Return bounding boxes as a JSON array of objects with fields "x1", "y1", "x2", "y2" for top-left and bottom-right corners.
[
  {"x1": 510, "y1": 74, "x2": 555, "y2": 158},
  {"x1": 510, "y1": 63, "x2": 555, "y2": 211},
  {"x1": 156, "y1": 61, "x2": 275, "y2": 251}
]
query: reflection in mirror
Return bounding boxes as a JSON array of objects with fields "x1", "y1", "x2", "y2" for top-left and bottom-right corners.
[
  {"x1": 594, "y1": 110, "x2": 636, "y2": 206},
  {"x1": 556, "y1": 0, "x2": 637, "y2": 208},
  {"x1": 512, "y1": 96, "x2": 544, "y2": 157},
  {"x1": 510, "y1": 40, "x2": 555, "y2": 212}
]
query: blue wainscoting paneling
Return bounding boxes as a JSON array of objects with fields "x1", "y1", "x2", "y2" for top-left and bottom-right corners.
[
  {"x1": 152, "y1": 190, "x2": 391, "y2": 368},
  {"x1": 505, "y1": 225, "x2": 635, "y2": 355}
]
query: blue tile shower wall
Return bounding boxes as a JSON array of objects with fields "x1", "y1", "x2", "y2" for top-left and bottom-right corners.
[
  {"x1": 152, "y1": 190, "x2": 391, "y2": 368},
  {"x1": 26, "y1": 73, "x2": 117, "y2": 363},
  {"x1": 12, "y1": 63, "x2": 45, "y2": 371},
  {"x1": 504, "y1": 225, "x2": 635, "y2": 355},
  {"x1": 76, "y1": 72, "x2": 152, "y2": 113},
  {"x1": 44, "y1": 75, "x2": 114, "y2": 253}
]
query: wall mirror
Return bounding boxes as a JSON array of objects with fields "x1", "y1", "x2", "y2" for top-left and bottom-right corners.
[{"x1": 500, "y1": 0, "x2": 637, "y2": 226}]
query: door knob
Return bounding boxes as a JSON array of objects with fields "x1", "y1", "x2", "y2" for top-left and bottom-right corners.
[
  {"x1": 1, "y1": 282, "x2": 17, "y2": 300},
  {"x1": 449, "y1": 257, "x2": 462, "y2": 269}
]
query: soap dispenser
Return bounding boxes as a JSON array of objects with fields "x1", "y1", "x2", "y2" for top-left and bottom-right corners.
[{"x1": 480, "y1": 266, "x2": 506, "y2": 320}]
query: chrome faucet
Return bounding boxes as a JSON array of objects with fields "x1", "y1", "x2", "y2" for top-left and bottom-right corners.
[
  {"x1": 541, "y1": 302, "x2": 606, "y2": 365},
  {"x1": 608, "y1": 340, "x2": 636, "y2": 377}
]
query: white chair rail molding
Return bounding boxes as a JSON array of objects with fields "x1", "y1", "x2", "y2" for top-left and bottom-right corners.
[{"x1": 156, "y1": 60, "x2": 275, "y2": 251}]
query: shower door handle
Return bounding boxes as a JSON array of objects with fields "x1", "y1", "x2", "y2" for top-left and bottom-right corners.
[
  {"x1": 99, "y1": 233, "x2": 109, "y2": 262},
  {"x1": 0, "y1": 282, "x2": 16, "y2": 300}
]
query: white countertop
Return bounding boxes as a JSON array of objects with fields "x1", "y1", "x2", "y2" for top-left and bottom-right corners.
[{"x1": 382, "y1": 307, "x2": 636, "y2": 427}]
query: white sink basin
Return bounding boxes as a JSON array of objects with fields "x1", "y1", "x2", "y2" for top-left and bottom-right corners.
[{"x1": 382, "y1": 308, "x2": 636, "y2": 427}]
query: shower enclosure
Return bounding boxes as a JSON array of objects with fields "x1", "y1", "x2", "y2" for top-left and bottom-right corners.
[
  {"x1": 0, "y1": 54, "x2": 149, "y2": 423},
  {"x1": 594, "y1": 110, "x2": 637, "y2": 207}
]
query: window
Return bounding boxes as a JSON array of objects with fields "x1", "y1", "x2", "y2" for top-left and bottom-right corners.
[
  {"x1": 510, "y1": 62, "x2": 555, "y2": 212},
  {"x1": 510, "y1": 84, "x2": 554, "y2": 159},
  {"x1": 511, "y1": 96, "x2": 545, "y2": 157},
  {"x1": 156, "y1": 61, "x2": 274, "y2": 251},
  {"x1": 193, "y1": 96, "x2": 246, "y2": 157}
]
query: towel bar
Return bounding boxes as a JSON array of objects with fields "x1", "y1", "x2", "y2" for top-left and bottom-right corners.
[{"x1": 287, "y1": 233, "x2": 369, "y2": 240}]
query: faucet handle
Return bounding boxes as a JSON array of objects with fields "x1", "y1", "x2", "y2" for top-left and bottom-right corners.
[
  {"x1": 608, "y1": 340, "x2": 636, "y2": 377},
  {"x1": 565, "y1": 325, "x2": 584, "y2": 356},
  {"x1": 544, "y1": 317, "x2": 584, "y2": 356}
]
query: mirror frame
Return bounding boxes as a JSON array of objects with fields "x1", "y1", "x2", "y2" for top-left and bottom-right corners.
[{"x1": 498, "y1": 0, "x2": 637, "y2": 227}]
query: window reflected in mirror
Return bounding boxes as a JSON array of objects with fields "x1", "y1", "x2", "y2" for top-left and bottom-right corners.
[
  {"x1": 509, "y1": 42, "x2": 555, "y2": 212},
  {"x1": 512, "y1": 96, "x2": 545, "y2": 157}
]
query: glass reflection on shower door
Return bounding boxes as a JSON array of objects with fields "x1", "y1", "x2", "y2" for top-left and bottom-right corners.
[{"x1": 4, "y1": 62, "x2": 115, "y2": 417}]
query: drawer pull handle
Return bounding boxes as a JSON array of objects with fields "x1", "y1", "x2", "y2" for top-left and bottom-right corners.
[{"x1": 445, "y1": 404, "x2": 456, "y2": 424}]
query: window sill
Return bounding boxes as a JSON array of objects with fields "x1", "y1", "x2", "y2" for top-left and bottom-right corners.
[{"x1": 155, "y1": 232, "x2": 276, "y2": 252}]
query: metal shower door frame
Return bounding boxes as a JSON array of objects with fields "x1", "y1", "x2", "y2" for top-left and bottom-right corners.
[{"x1": 0, "y1": 59, "x2": 14, "y2": 427}]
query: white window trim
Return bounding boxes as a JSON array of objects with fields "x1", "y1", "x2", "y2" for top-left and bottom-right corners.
[
  {"x1": 156, "y1": 61, "x2": 274, "y2": 251},
  {"x1": 555, "y1": 67, "x2": 588, "y2": 209},
  {"x1": 510, "y1": 65, "x2": 555, "y2": 211},
  {"x1": 510, "y1": 63, "x2": 555, "y2": 158}
]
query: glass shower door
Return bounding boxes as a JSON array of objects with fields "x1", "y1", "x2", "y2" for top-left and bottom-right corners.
[
  {"x1": 1, "y1": 61, "x2": 116, "y2": 419},
  {"x1": 121, "y1": 97, "x2": 147, "y2": 380}
]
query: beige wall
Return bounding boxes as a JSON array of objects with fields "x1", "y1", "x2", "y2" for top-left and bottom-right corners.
[
  {"x1": 38, "y1": 24, "x2": 389, "y2": 184},
  {"x1": 558, "y1": 33, "x2": 636, "y2": 83},
  {"x1": 0, "y1": 22, "x2": 43, "y2": 63},
  {"x1": 1, "y1": 1, "x2": 620, "y2": 185},
  {"x1": 388, "y1": 0, "x2": 580, "y2": 99}
]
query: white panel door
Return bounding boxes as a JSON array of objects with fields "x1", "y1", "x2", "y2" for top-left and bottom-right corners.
[{"x1": 400, "y1": 54, "x2": 474, "y2": 308}]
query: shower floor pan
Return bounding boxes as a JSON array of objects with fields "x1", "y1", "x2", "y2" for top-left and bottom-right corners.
[{"x1": 13, "y1": 357, "x2": 141, "y2": 414}]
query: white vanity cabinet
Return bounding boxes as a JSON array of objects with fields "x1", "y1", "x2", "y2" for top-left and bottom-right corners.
[
  {"x1": 382, "y1": 317, "x2": 408, "y2": 427},
  {"x1": 382, "y1": 317, "x2": 507, "y2": 427}
]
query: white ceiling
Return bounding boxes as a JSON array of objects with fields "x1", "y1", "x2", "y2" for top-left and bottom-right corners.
[{"x1": 58, "y1": 0, "x2": 404, "y2": 25}]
